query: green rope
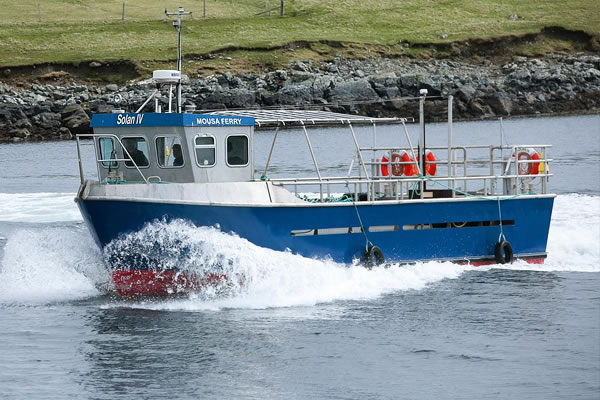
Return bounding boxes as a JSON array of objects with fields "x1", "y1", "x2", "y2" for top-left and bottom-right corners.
[
  {"x1": 295, "y1": 193, "x2": 355, "y2": 203},
  {"x1": 497, "y1": 196, "x2": 506, "y2": 242},
  {"x1": 344, "y1": 181, "x2": 372, "y2": 253},
  {"x1": 102, "y1": 179, "x2": 173, "y2": 184}
]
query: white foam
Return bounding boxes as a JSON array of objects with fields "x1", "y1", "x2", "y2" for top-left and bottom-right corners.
[
  {"x1": 0, "y1": 193, "x2": 597, "y2": 308},
  {"x1": 0, "y1": 227, "x2": 108, "y2": 304},
  {"x1": 110, "y1": 194, "x2": 600, "y2": 311},
  {"x1": 490, "y1": 194, "x2": 600, "y2": 273},
  {"x1": 0, "y1": 192, "x2": 81, "y2": 223},
  {"x1": 103, "y1": 219, "x2": 470, "y2": 311}
]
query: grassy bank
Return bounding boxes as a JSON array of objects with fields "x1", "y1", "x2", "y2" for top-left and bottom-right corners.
[{"x1": 0, "y1": 0, "x2": 598, "y2": 74}]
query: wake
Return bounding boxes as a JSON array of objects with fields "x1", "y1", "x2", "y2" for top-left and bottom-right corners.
[{"x1": 0, "y1": 193, "x2": 597, "y2": 307}]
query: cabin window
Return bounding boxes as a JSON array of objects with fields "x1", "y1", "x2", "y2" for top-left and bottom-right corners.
[
  {"x1": 98, "y1": 137, "x2": 118, "y2": 168},
  {"x1": 156, "y1": 136, "x2": 184, "y2": 168},
  {"x1": 226, "y1": 135, "x2": 249, "y2": 166},
  {"x1": 194, "y1": 135, "x2": 216, "y2": 167},
  {"x1": 122, "y1": 137, "x2": 150, "y2": 168}
]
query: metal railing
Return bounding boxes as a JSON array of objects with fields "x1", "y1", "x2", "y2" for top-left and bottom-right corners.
[
  {"x1": 265, "y1": 144, "x2": 552, "y2": 202},
  {"x1": 76, "y1": 133, "x2": 150, "y2": 185}
]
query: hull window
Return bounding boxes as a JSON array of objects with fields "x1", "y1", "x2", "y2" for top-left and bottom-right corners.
[
  {"x1": 368, "y1": 225, "x2": 400, "y2": 233},
  {"x1": 291, "y1": 227, "x2": 363, "y2": 236},
  {"x1": 403, "y1": 220, "x2": 515, "y2": 231},
  {"x1": 156, "y1": 136, "x2": 184, "y2": 168}
]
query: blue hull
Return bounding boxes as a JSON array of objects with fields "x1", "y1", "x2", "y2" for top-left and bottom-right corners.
[{"x1": 77, "y1": 196, "x2": 554, "y2": 264}]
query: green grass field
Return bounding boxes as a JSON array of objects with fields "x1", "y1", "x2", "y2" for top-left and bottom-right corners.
[{"x1": 0, "y1": 0, "x2": 598, "y2": 70}]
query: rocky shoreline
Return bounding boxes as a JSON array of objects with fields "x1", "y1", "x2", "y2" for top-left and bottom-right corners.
[{"x1": 1, "y1": 53, "x2": 599, "y2": 142}]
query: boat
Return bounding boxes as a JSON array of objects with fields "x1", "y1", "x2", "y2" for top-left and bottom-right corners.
[{"x1": 74, "y1": 10, "x2": 554, "y2": 296}]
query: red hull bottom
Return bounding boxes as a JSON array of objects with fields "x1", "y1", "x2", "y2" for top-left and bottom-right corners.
[
  {"x1": 111, "y1": 257, "x2": 546, "y2": 297},
  {"x1": 112, "y1": 270, "x2": 228, "y2": 297},
  {"x1": 467, "y1": 257, "x2": 545, "y2": 267}
]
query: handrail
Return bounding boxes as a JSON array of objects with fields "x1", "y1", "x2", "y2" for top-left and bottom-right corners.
[
  {"x1": 271, "y1": 173, "x2": 552, "y2": 186},
  {"x1": 76, "y1": 136, "x2": 85, "y2": 185},
  {"x1": 266, "y1": 175, "x2": 363, "y2": 182},
  {"x1": 361, "y1": 144, "x2": 553, "y2": 151},
  {"x1": 76, "y1": 133, "x2": 149, "y2": 184},
  {"x1": 300, "y1": 121, "x2": 322, "y2": 181},
  {"x1": 263, "y1": 124, "x2": 280, "y2": 178},
  {"x1": 270, "y1": 171, "x2": 552, "y2": 203}
]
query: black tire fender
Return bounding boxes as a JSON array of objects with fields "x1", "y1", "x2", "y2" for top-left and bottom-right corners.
[
  {"x1": 494, "y1": 240, "x2": 514, "y2": 264},
  {"x1": 364, "y1": 245, "x2": 384, "y2": 268}
]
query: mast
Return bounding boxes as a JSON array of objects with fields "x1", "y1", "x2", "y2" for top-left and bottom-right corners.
[{"x1": 165, "y1": 7, "x2": 192, "y2": 113}]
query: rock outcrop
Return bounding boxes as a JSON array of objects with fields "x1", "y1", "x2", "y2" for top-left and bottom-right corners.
[{"x1": 1, "y1": 53, "x2": 599, "y2": 142}]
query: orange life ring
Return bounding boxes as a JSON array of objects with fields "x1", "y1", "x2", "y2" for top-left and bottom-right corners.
[
  {"x1": 402, "y1": 151, "x2": 418, "y2": 176},
  {"x1": 381, "y1": 154, "x2": 390, "y2": 177},
  {"x1": 382, "y1": 151, "x2": 422, "y2": 177},
  {"x1": 517, "y1": 148, "x2": 540, "y2": 175},
  {"x1": 382, "y1": 152, "x2": 408, "y2": 177},
  {"x1": 425, "y1": 150, "x2": 437, "y2": 176}
]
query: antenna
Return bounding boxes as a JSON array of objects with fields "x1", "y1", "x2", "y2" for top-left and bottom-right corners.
[{"x1": 165, "y1": 7, "x2": 192, "y2": 113}]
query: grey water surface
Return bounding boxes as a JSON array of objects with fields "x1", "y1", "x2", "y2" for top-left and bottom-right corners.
[{"x1": 0, "y1": 114, "x2": 599, "y2": 400}]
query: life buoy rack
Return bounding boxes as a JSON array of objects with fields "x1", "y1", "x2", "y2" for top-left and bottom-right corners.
[
  {"x1": 381, "y1": 151, "x2": 416, "y2": 177},
  {"x1": 516, "y1": 148, "x2": 540, "y2": 176}
]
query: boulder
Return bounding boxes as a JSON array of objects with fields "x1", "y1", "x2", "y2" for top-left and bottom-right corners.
[
  {"x1": 0, "y1": 104, "x2": 27, "y2": 123},
  {"x1": 485, "y1": 94, "x2": 513, "y2": 115},
  {"x1": 32, "y1": 112, "x2": 62, "y2": 130},
  {"x1": 400, "y1": 74, "x2": 421, "y2": 90},
  {"x1": 9, "y1": 128, "x2": 31, "y2": 139},
  {"x1": 326, "y1": 78, "x2": 378, "y2": 101},
  {"x1": 32, "y1": 103, "x2": 52, "y2": 115},
  {"x1": 14, "y1": 118, "x2": 32, "y2": 130},
  {"x1": 369, "y1": 72, "x2": 399, "y2": 98},
  {"x1": 454, "y1": 86, "x2": 476, "y2": 101},
  {"x1": 291, "y1": 61, "x2": 312, "y2": 73},
  {"x1": 585, "y1": 68, "x2": 600, "y2": 81},
  {"x1": 288, "y1": 71, "x2": 314, "y2": 83},
  {"x1": 88, "y1": 99, "x2": 113, "y2": 114},
  {"x1": 369, "y1": 72, "x2": 398, "y2": 87},
  {"x1": 202, "y1": 88, "x2": 256, "y2": 109},
  {"x1": 61, "y1": 104, "x2": 91, "y2": 135},
  {"x1": 469, "y1": 101, "x2": 495, "y2": 118},
  {"x1": 59, "y1": 127, "x2": 73, "y2": 139},
  {"x1": 309, "y1": 75, "x2": 335, "y2": 98},
  {"x1": 278, "y1": 83, "x2": 314, "y2": 105}
]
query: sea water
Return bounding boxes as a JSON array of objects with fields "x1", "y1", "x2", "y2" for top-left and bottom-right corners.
[{"x1": 0, "y1": 114, "x2": 598, "y2": 399}]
